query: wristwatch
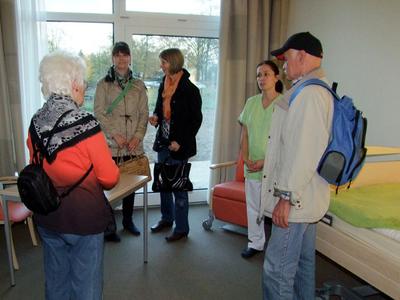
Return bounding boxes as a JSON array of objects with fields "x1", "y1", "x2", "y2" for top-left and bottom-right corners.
[
  {"x1": 280, "y1": 192, "x2": 299, "y2": 207},
  {"x1": 274, "y1": 188, "x2": 300, "y2": 207}
]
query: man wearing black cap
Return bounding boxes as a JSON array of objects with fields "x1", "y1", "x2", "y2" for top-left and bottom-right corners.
[{"x1": 258, "y1": 32, "x2": 333, "y2": 299}]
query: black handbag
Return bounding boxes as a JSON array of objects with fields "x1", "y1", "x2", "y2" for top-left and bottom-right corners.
[{"x1": 152, "y1": 161, "x2": 193, "y2": 192}]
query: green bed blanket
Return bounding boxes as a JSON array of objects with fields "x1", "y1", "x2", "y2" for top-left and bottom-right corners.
[{"x1": 329, "y1": 183, "x2": 400, "y2": 230}]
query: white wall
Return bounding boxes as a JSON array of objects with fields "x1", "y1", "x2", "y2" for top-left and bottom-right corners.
[{"x1": 287, "y1": 0, "x2": 400, "y2": 146}]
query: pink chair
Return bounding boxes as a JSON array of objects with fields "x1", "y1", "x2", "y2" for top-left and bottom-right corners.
[{"x1": 0, "y1": 176, "x2": 38, "y2": 270}]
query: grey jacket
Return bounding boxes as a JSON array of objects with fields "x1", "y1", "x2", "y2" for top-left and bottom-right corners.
[{"x1": 94, "y1": 77, "x2": 149, "y2": 157}]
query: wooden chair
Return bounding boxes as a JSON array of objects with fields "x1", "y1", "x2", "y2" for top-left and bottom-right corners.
[
  {"x1": 202, "y1": 152, "x2": 247, "y2": 231},
  {"x1": 0, "y1": 176, "x2": 38, "y2": 270}
]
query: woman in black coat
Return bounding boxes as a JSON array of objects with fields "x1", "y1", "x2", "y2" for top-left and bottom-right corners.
[{"x1": 149, "y1": 48, "x2": 202, "y2": 242}]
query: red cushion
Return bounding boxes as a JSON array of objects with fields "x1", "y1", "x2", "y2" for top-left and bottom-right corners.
[
  {"x1": 0, "y1": 202, "x2": 32, "y2": 222},
  {"x1": 213, "y1": 181, "x2": 245, "y2": 203},
  {"x1": 212, "y1": 196, "x2": 247, "y2": 227}
]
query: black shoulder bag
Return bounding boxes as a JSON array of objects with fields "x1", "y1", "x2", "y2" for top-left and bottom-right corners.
[{"x1": 152, "y1": 158, "x2": 193, "y2": 192}]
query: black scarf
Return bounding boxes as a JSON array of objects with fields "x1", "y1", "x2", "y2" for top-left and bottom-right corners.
[
  {"x1": 105, "y1": 65, "x2": 133, "y2": 89},
  {"x1": 30, "y1": 93, "x2": 101, "y2": 163}
]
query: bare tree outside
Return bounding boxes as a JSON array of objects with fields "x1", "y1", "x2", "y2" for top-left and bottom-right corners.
[
  {"x1": 130, "y1": 35, "x2": 218, "y2": 163},
  {"x1": 47, "y1": 28, "x2": 218, "y2": 165}
]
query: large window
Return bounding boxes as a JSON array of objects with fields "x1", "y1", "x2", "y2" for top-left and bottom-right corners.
[
  {"x1": 46, "y1": 22, "x2": 113, "y2": 112},
  {"x1": 129, "y1": 35, "x2": 218, "y2": 166},
  {"x1": 44, "y1": 0, "x2": 220, "y2": 195}
]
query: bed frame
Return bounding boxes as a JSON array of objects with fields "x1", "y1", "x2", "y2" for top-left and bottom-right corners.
[{"x1": 316, "y1": 158, "x2": 400, "y2": 299}]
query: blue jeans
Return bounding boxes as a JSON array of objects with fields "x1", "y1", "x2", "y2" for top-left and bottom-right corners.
[
  {"x1": 263, "y1": 222, "x2": 316, "y2": 300},
  {"x1": 37, "y1": 226, "x2": 104, "y2": 300},
  {"x1": 157, "y1": 148, "x2": 189, "y2": 234}
]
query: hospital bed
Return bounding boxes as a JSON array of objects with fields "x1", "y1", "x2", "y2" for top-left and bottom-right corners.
[{"x1": 316, "y1": 147, "x2": 400, "y2": 299}]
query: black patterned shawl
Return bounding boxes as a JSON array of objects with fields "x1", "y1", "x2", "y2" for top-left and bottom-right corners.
[{"x1": 30, "y1": 93, "x2": 101, "y2": 163}]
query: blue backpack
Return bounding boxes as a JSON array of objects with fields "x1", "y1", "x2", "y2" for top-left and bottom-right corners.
[{"x1": 289, "y1": 78, "x2": 368, "y2": 189}]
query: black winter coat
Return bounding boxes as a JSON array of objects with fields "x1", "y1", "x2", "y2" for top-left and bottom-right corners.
[{"x1": 152, "y1": 68, "x2": 203, "y2": 160}]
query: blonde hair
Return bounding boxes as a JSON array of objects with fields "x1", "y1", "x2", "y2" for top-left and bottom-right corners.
[
  {"x1": 39, "y1": 51, "x2": 86, "y2": 98},
  {"x1": 159, "y1": 48, "x2": 184, "y2": 74}
]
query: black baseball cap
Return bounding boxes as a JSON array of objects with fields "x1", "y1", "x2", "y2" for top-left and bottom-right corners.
[
  {"x1": 271, "y1": 32, "x2": 323, "y2": 60},
  {"x1": 112, "y1": 41, "x2": 131, "y2": 56}
]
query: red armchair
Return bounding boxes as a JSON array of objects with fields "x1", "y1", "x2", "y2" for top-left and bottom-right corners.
[{"x1": 203, "y1": 153, "x2": 247, "y2": 230}]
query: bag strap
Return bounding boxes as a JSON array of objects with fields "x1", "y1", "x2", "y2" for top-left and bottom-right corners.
[
  {"x1": 59, "y1": 164, "x2": 94, "y2": 198},
  {"x1": 106, "y1": 79, "x2": 134, "y2": 114},
  {"x1": 289, "y1": 78, "x2": 339, "y2": 106}
]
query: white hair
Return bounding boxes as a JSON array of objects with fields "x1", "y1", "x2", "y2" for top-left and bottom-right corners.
[{"x1": 39, "y1": 51, "x2": 86, "y2": 99}]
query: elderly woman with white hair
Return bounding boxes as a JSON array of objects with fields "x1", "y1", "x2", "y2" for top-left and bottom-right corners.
[{"x1": 27, "y1": 51, "x2": 119, "y2": 299}]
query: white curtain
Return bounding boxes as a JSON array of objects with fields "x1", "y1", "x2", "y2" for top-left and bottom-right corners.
[
  {"x1": 15, "y1": 0, "x2": 47, "y2": 166},
  {"x1": 0, "y1": 10, "x2": 16, "y2": 176},
  {"x1": 0, "y1": 0, "x2": 25, "y2": 176}
]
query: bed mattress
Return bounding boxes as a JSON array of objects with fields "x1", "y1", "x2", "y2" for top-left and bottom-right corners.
[
  {"x1": 372, "y1": 228, "x2": 400, "y2": 243},
  {"x1": 328, "y1": 212, "x2": 400, "y2": 262}
]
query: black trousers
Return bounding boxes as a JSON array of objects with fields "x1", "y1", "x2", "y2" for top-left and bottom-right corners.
[{"x1": 113, "y1": 156, "x2": 136, "y2": 226}]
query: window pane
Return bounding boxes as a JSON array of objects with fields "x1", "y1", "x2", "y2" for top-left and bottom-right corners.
[
  {"x1": 47, "y1": 22, "x2": 114, "y2": 113},
  {"x1": 126, "y1": 0, "x2": 220, "y2": 16},
  {"x1": 129, "y1": 35, "x2": 218, "y2": 189},
  {"x1": 44, "y1": 0, "x2": 112, "y2": 14}
]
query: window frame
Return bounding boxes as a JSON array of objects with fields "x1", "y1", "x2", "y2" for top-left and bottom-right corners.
[{"x1": 45, "y1": 1, "x2": 219, "y2": 40}]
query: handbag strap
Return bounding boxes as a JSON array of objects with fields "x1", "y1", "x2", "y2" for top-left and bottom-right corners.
[
  {"x1": 106, "y1": 79, "x2": 134, "y2": 114},
  {"x1": 116, "y1": 149, "x2": 137, "y2": 165}
]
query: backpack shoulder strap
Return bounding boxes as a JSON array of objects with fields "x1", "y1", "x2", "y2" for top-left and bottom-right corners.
[
  {"x1": 289, "y1": 78, "x2": 339, "y2": 106},
  {"x1": 59, "y1": 164, "x2": 94, "y2": 198}
]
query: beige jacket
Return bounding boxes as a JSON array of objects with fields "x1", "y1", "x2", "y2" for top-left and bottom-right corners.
[
  {"x1": 258, "y1": 68, "x2": 334, "y2": 223},
  {"x1": 94, "y1": 77, "x2": 149, "y2": 157}
]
